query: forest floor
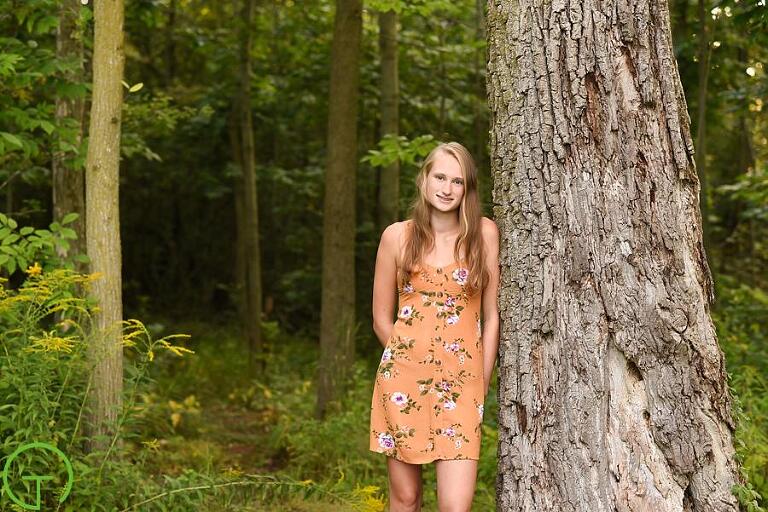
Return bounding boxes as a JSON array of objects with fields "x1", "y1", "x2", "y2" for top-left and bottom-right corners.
[{"x1": 135, "y1": 318, "x2": 497, "y2": 511}]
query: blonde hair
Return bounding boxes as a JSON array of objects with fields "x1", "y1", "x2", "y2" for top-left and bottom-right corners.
[{"x1": 398, "y1": 141, "x2": 488, "y2": 295}]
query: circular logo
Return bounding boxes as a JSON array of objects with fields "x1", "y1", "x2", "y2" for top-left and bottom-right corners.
[{"x1": 2, "y1": 442, "x2": 74, "y2": 511}]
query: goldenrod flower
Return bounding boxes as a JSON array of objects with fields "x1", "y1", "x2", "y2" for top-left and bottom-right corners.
[
  {"x1": 26, "y1": 330, "x2": 77, "y2": 353},
  {"x1": 141, "y1": 439, "x2": 161, "y2": 452},
  {"x1": 25, "y1": 262, "x2": 42, "y2": 276}
]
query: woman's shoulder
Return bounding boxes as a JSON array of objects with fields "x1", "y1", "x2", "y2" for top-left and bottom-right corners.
[
  {"x1": 480, "y1": 216, "x2": 499, "y2": 234},
  {"x1": 480, "y1": 217, "x2": 499, "y2": 251},
  {"x1": 380, "y1": 221, "x2": 409, "y2": 265},
  {"x1": 382, "y1": 220, "x2": 409, "y2": 241}
]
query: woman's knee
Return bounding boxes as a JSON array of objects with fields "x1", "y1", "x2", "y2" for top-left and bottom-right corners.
[{"x1": 390, "y1": 484, "x2": 422, "y2": 509}]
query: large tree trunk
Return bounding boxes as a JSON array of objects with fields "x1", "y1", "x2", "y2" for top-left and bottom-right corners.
[
  {"x1": 237, "y1": 0, "x2": 264, "y2": 373},
  {"x1": 376, "y1": 8, "x2": 400, "y2": 231},
  {"x1": 487, "y1": 1, "x2": 741, "y2": 510},
  {"x1": 53, "y1": 0, "x2": 86, "y2": 267},
  {"x1": 84, "y1": 0, "x2": 125, "y2": 453},
  {"x1": 315, "y1": 0, "x2": 362, "y2": 419}
]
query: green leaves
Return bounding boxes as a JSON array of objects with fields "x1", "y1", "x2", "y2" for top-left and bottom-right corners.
[
  {"x1": 361, "y1": 133, "x2": 438, "y2": 168},
  {"x1": 0, "y1": 131, "x2": 23, "y2": 148},
  {"x1": 0, "y1": 53, "x2": 24, "y2": 77},
  {"x1": 366, "y1": 0, "x2": 462, "y2": 16},
  {"x1": 0, "y1": 212, "x2": 86, "y2": 276}
]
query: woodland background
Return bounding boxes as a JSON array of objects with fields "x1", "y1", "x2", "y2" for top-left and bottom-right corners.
[{"x1": 0, "y1": 0, "x2": 766, "y2": 510}]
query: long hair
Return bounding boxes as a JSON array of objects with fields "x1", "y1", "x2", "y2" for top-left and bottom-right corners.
[{"x1": 398, "y1": 141, "x2": 488, "y2": 296}]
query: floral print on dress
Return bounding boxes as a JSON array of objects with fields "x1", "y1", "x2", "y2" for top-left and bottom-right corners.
[
  {"x1": 378, "y1": 335, "x2": 414, "y2": 380},
  {"x1": 370, "y1": 256, "x2": 485, "y2": 463},
  {"x1": 443, "y1": 337, "x2": 473, "y2": 365},
  {"x1": 452, "y1": 267, "x2": 469, "y2": 286},
  {"x1": 388, "y1": 391, "x2": 421, "y2": 414},
  {"x1": 398, "y1": 304, "x2": 424, "y2": 326}
]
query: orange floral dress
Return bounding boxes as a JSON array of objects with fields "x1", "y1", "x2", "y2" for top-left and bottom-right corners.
[{"x1": 369, "y1": 260, "x2": 484, "y2": 463}]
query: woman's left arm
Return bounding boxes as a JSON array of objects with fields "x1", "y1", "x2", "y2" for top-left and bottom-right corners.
[{"x1": 481, "y1": 218, "x2": 501, "y2": 397}]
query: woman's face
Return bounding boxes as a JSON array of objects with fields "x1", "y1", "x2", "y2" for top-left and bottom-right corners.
[{"x1": 425, "y1": 151, "x2": 465, "y2": 212}]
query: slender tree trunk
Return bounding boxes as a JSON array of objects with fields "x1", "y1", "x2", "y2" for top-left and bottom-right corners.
[
  {"x1": 695, "y1": 0, "x2": 712, "y2": 254},
  {"x1": 237, "y1": 0, "x2": 264, "y2": 373},
  {"x1": 84, "y1": 0, "x2": 125, "y2": 453},
  {"x1": 315, "y1": 0, "x2": 362, "y2": 419},
  {"x1": 376, "y1": 9, "x2": 400, "y2": 231},
  {"x1": 671, "y1": 0, "x2": 688, "y2": 42},
  {"x1": 474, "y1": 0, "x2": 489, "y2": 202},
  {"x1": 165, "y1": 0, "x2": 177, "y2": 85},
  {"x1": 487, "y1": 1, "x2": 741, "y2": 510},
  {"x1": 228, "y1": 107, "x2": 248, "y2": 338},
  {"x1": 53, "y1": 0, "x2": 86, "y2": 268},
  {"x1": 438, "y1": 21, "x2": 447, "y2": 136}
]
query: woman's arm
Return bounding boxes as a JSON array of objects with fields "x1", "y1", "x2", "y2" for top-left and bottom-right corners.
[
  {"x1": 372, "y1": 222, "x2": 400, "y2": 347},
  {"x1": 481, "y1": 217, "x2": 501, "y2": 396}
]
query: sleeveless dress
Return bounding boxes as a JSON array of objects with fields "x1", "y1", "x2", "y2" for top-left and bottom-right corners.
[{"x1": 368, "y1": 259, "x2": 485, "y2": 463}]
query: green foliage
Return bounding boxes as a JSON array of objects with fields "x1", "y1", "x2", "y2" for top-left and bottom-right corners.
[
  {"x1": 714, "y1": 275, "x2": 768, "y2": 508},
  {"x1": 0, "y1": 0, "x2": 88, "y2": 177},
  {"x1": 0, "y1": 212, "x2": 86, "y2": 275},
  {"x1": 361, "y1": 133, "x2": 438, "y2": 168},
  {"x1": 718, "y1": 166, "x2": 768, "y2": 222},
  {"x1": 366, "y1": 0, "x2": 464, "y2": 16}
]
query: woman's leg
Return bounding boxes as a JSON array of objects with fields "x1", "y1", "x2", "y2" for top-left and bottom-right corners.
[
  {"x1": 435, "y1": 459, "x2": 478, "y2": 512},
  {"x1": 386, "y1": 456, "x2": 424, "y2": 512}
]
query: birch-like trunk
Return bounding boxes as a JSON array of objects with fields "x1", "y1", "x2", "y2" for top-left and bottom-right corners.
[
  {"x1": 315, "y1": 0, "x2": 362, "y2": 419},
  {"x1": 84, "y1": 0, "x2": 125, "y2": 453},
  {"x1": 486, "y1": 0, "x2": 741, "y2": 510}
]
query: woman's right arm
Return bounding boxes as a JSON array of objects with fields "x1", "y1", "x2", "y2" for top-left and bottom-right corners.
[{"x1": 372, "y1": 222, "x2": 400, "y2": 348}]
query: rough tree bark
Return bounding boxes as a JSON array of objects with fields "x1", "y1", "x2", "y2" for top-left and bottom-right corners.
[
  {"x1": 84, "y1": 0, "x2": 125, "y2": 453},
  {"x1": 486, "y1": 0, "x2": 741, "y2": 510},
  {"x1": 315, "y1": 0, "x2": 362, "y2": 419},
  {"x1": 376, "y1": 8, "x2": 400, "y2": 231},
  {"x1": 53, "y1": 0, "x2": 86, "y2": 267}
]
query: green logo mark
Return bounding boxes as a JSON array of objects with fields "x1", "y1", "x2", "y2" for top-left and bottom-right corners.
[{"x1": 2, "y1": 442, "x2": 74, "y2": 510}]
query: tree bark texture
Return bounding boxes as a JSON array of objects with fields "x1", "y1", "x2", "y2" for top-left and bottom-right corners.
[
  {"x1": 237, "y1": 0, "x2": 264, "y2": 373},
  {"x1": 376, "y1": 9, "x2": 400, "y2": 231},
  {"x1": 53, "y1": 0, "x2": 86, "y2": 267},
  {"x1": 486, "y1": 0, "x2": 740, "y2": 510},
  {"x1": 315, "y1": 0, "x2": 362, "y2": 419},
  {"x1": 84, "y1": 0, "x2": 125, "y2": 453}
]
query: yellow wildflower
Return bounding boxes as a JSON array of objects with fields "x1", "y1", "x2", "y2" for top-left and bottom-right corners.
[
  {"x1": 25, "y1": 262, "x2": 42, "y2": 276},
  {"x1": 223, "y1": 465, "x2": 243, "y2": 478},
  {"x1": 141, "y1": 439, "x2": 160, "y2": 452},
  {"x1": 25, "y1": 330, "x2": 77, "y2": 353}
]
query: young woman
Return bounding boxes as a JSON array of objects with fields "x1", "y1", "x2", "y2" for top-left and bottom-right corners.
[{"x1": 369, "y1": 141, "x2": 500, "y2": 511}]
